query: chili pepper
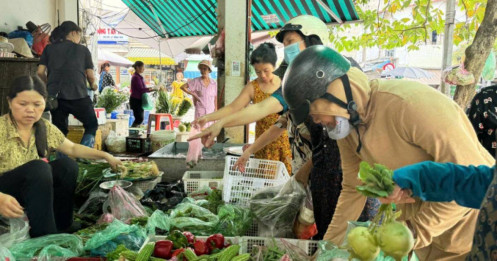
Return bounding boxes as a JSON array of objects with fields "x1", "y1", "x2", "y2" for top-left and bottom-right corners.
[
  {"x1": 171, "y1": 248, "x2": 186, "y2": 261},
  {"x1": 206, "y1": 234, "x2": 225, "y2": 251},
  {"x1": 182, "y1": 231, "x2": 196, "y2": 245},
  {"x1": 167, "y1": 230, "x2": 189, "y2": 249},
  {"x1": 193, "y1": 239, "x2": 210, "y2": 256},
  {"x1": 153, "y1": 240, "x2": 174, "y2": 259}
]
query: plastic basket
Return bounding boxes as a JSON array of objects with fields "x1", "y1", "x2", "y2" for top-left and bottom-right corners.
[
  {"x1": 240, "y1": 237, "x2": 318, "y2": 256},
  {"x1": 223, "y1": 156, "x2": 290, "y2": 207},
  {"x1": 182, "y1": 171, "x2": 224, "y2": 193},
  {"x1": 130, "y1": 172, "x2": 163, "y2": 192}
]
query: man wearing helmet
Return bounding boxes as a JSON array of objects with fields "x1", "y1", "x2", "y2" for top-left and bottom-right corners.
[
  {"x1": 282, "y1": 45, "x2": 493, "y2": 260},
  {"x1": 191, "y1": 15, "x2": 379, "y2": 240}
]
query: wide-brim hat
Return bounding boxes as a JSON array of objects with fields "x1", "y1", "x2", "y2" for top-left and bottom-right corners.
[
  {"x1": 0, "y1": 36, "x2": 14, "y2": 53},
  {"x1": 8, "y1": 38, "x2": 34, "y2": 58},
  {"x1": 198, "y1": 60, "x2": 212, "y2": 72}
]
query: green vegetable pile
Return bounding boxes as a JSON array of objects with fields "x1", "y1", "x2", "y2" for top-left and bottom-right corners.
[
  {"x1": 96, "y1": 87, "x2": 129, "y2": 113},
  {"x1": 348, "y1": 162, "x2": 414, "y2": 261},
  {"x1": 356, "y1": 161, "x2": 395, "y2": 198}
]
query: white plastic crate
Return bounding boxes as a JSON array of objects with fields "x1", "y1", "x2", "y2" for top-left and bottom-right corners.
[
  {"x1": 68, "y1": 108, "x2": 106, "y2": 126},
  {"x1": 223, "y1": 156, "x2": 290, "y2": 207},
  {"x1": 182, "y1": 171, "x2": 224, "y2": 193},
  {"x1": 240, "y1": 237, "x2": 318, "y2": 256}
]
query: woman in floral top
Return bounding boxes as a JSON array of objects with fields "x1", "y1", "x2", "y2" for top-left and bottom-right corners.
[
  {"x1": 467, "y1": 84, "x2": 497, "y2": 156},
  {"x1": 0, "y1": 76, "x2": 122, "y2": 238}
]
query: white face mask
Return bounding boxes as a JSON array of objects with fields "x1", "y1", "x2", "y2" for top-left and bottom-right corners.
[{"x1": 325, "y1": 116, "x2": 352, "y2": 140}]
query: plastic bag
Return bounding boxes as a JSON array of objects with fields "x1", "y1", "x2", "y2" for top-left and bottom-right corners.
[
  {"x1": 186, "y1": 128, "x2": 203, "y2": 168},
  {"x1": 215, "y1": 204, "x2": 253, "y2": 236},
  {"x1": 315, "y1": 240, "x2": 350, "y2": 261},
  {"x1": 146, "y1": 210, "x2": 171, "y2": 235},
  {"x1": 482, "y1": 50, "x2": 496, "y2": 81},
  {"x1": 9, "y1": 234, "x2": 83, "y2": 259},
  {"x1": 105, "y1": 130, "x2": 126, "y2": 153},
  {"x1": 250, "y1": 176, "x2": 306, "y2": 238},
  {"x1": 140, "y1": 181, "x2": 187, "y2": 212},
  {"x1": 169, "y1": 202, "x2": 219, "y2": 235},
  {"x1": 142, "y1": 93, "x2": 154, "y2": 110},
  {"x1": 280, "y1": 238, "x2": 312, "y2": 261},
  {"x1": 84, "y1": 219, "x2": 146, "y2": 252},
  {"x1": 443, "y1": 65, "x2": 475, "y2": 85},
  {"x1": 102, "y1": 185, "x2": 148, "y2": 223},
  {"x1": 0, "y1": 246, "x2": 15, "y2": 261},
  {"x1": 294, "y1": 186, "x2": 317, "y2": 239},
  {"x1": 0, "y1": 216, "x2": 30, "y2": 248}
]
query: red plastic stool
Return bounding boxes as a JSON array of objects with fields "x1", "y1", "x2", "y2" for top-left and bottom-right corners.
[{"x1": 147, "y1": 113, "x2": 173, "y2": 134}]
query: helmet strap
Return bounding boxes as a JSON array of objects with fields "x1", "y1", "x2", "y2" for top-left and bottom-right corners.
[{"x1": 320, "y1": 74, "x2": 363, "y2": 152}]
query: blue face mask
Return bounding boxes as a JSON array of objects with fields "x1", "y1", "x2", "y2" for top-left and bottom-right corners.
[{"x1": 284, "y1": 41, "x2": 302, "y2": 64}]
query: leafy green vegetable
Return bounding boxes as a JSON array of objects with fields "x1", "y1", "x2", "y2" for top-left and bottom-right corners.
[
  {"x1": 204, "y1": 189, "x2": 224, "y2": 214},
  {"x1": 106, "y1": 244, "x2": 129, "y2": 260},
  {"x1": 356, "y1": 162, "x2": 395, "y2": 198}
]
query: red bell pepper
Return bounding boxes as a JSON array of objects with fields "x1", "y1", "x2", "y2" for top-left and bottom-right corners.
[
  {"x1": 182, "y1": 231, "x2": 196, "y2": 245},
  {"x1": 153, "y1": 240, "x2": 174, "y2": 259},
  {"x1": 206, "y1": 234, "x2": 225, "y2": 251},
  {"x1": 193, "y1": 239, "x2": 209, "y2": 256}
]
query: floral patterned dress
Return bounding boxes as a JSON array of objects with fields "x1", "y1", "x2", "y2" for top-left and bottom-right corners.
[{"x1": 252, "y1": 80, "x2": 292, "y2": 174}]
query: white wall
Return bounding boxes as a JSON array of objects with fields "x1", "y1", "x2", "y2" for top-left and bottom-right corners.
[{"x1": 0, "y1": 0, "x2": 78, "y2": 34}]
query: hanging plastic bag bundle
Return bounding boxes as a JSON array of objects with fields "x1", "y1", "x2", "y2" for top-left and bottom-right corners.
[
  {"x1": 101, "y1": 185, "x2": 148, "y2": 223},
  {"x1": 9, "y1": 234, "x2": 84, "y2": 259},
  {"x1": 186, "y1": 127, "x2": 204, "y2": 168}
]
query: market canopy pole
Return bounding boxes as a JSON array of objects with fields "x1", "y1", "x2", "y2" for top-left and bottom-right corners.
[
  {"x1": 216, "y1": 0, "x2": 248, "y2": 143},
  {"x1": 440, "y1": 0, "x2": 456, "y2": 96}
]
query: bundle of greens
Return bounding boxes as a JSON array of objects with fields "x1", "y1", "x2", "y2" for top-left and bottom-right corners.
[
  {"x1": 176, "y1": 98, "x2": 193, "y2": 117},
  {"x1": 156, "y1": 90, "x2": 170, "y2": 114},
  {"x1": 119, "y1": 160, "x2": 160, "y2": 180},
  {"x1": 356, "y1": 161, "x2": 395, "y2": 198},
  {"x1": 96, "y1": 87, "x2": 129, "y2": 113}
]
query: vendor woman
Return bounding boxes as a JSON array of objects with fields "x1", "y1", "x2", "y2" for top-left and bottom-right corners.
[{"x1": 0, "y1": 76, "x2": 122, "y2": 237}]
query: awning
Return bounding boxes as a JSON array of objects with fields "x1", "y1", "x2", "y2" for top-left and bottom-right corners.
[
  {"x1": 125, "y1": 48, "x2": 176, "y2": 66},
  {"x1": 121, "y1": 0, "x2": 360, "y2": 38},
  {"x1": 98, "y1": 49, "x2": 133, "y2": 67}
]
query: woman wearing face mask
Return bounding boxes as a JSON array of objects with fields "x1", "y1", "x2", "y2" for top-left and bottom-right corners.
[
  {"x1": 191, "y1": 15, "x2": 378, "y2": 240},
  {"x1": 282, "y1": 45, "x2": 493, "y2": 259},
  {"x1": 181, "y1": 60, "x2": 217, "y2": 127},
  {"x1": 194, "y1": 43, "x2": 292, "y2": 173},
  {"x1": 0, "y1": 76, "x2": 122, "y2": 237},
  {"x1": 37, "y1": 21, "x2": 98, "y2": 148}
]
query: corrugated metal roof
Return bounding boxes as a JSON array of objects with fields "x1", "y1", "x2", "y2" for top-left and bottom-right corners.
[{"x1": 122, "y1": 0, "x2": 360, "y2": 38}]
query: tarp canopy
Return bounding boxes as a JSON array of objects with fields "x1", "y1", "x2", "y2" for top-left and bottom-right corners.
[
  {"x1": 98, "y1": 49, "x2": 133, "y2": 67},
  {"x1": 121, "y1": 0, "x2": 360, "y2": 38}
]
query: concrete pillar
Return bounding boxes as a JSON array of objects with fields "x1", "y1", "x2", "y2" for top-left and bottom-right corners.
[
  {"x1": 217, "y1": 0, "x2": 248, "y2": 143},
  {"x1": 56, "y1": 0, "x2": 78, "y2": 25}
]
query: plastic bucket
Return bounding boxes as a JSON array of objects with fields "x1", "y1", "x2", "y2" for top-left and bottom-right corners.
[{"x1": 150, "y1": 130, "x2": 176, "y2": 152}]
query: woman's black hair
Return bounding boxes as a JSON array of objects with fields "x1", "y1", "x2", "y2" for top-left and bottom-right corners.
[
  {"x1": 250, "y1": 42, "x2": 277, "y2": 66},
  {"x1": 50, "y1": 21, "x2": 82, "y2": 44},
  {"x1": 132, "y1": 61, "x2": 144, "y2": 70},
  {"x1": 100, "y1": 62, "x2": 111, "y2": 74},
  {"x1": 8, "y1": 76, "x2": 48, "y2": 157}
]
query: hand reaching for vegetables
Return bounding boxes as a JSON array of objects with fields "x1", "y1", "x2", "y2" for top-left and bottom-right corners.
[
  {"x1": 233, "y1": 150, "x2": 250, "y2": 173},
  {"x1": 379, "y1": 185, "x2": 415, "y2": 204},
  {"x1": 0, "y1": 192, "x2": 24, "y2": 218},
  {"x1": 106, "y1": 154, "x2": 123, "y2": 170}
]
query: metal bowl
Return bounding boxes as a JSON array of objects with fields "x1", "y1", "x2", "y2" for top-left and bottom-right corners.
[{"x1": 99, "y1": 180, "x2": 133, "y2": 190}]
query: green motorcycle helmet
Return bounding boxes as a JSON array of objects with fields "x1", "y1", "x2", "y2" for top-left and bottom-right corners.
[{"x1": 282, "y1": 45, "x2": 352, "y2": 125}]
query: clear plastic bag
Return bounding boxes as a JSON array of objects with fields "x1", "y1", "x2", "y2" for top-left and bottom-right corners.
[
  {"x1": 0, "y1": 216, "x2": 30, "y2": 248},
  {"x1": 482, "y1": 50, "x2": 496, "y2": 81},
  {"x1": 77, "y1": 190, "x2": 107, "y2": 215},
  {"x1": 279, "y1": 238, "x2": 311, "y2": 261},
  {"x1": 250, "y1": 176, "x2": 306, "y2": 238},
  {"x1": 443, "y1": 65, "x2": 475, "y2": 85},
  {"x1": 294, "y1": 186, "x2": 317, "y2": 239},
  {"x1": 84, "y1": 219, "x2": 146, "y2": 252},
  {"x1": 9, "y1": 234, "x2": 83, "y2": 259},
  {"x1": 0, "y1": 246, "x2": 15, "y2": 261},
  {"x1": 315, "y1": 240, "x2": 350, "y2": 261},
  {"x1": 169, "y1": 202, "x2": 219, "y2": 235},
  {"x1": 105, "y1": 130, "x2": 126, "y2": 153},
  {"x1": 186, "y1": 128, "x2": 203, "y2": 168},
  {"x1": 146, "y1": 210, "x2": 171, "y2": 235},
  {"x1": 102, "y1": 185, "x2": 147, "y2": 223}
]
